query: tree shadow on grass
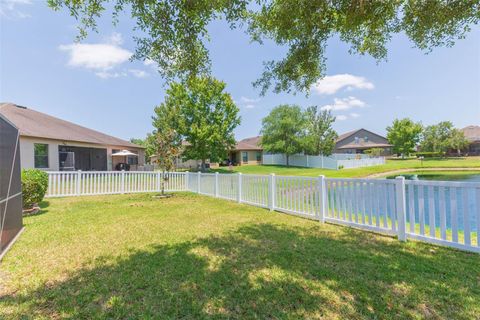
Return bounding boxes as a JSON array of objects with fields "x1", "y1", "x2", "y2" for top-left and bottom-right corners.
[{"x1": 2, "y1": 224, "x2": 479, "y2": 319}]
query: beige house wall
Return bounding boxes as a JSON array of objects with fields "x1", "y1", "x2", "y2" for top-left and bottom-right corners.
[
  {"x1": 19, "y1": 136, "x2": 144, "y2": 171},
  {"x1": 234, "y1": 150, "x2": 263, "y2": 165}
]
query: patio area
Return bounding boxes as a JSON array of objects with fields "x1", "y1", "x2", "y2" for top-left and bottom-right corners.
[{"x1": 1, "y1": 193, "x2": 479, "y2": 319}]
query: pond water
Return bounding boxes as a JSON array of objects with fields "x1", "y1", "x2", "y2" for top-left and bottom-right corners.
[
  {"x1": 387, "y1": 172, "x2": 480, "y2": 182},
  {"x1": 386, "y1": 172, "x2": 480, "y2": 233}
]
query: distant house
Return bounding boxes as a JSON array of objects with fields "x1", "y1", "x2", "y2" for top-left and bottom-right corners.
[
  {"x1": 334, "y1": 128, "x2": 392, "y2": 155},
  {"x1": 0, "y1": 103, "x2": 145, "y2": 171},
  {"x1": 461, "y1": 125, "x2": 480, "y2": 155},
  {"x1": 229, "y1": 136, "x2": 263, "y2": 165}
]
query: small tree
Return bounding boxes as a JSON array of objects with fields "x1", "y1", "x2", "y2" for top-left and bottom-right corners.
[
  {"x1": 130, "y1": 134, "x2": 157, "y2": 163},
  {"x1": 386, "y1": 118, "x2": 423, "y2": 158},
  {"x1": 152, "y1": 103, "x2": 182, "y2": 195},
  {"x1": 304, "y1": 106, "x2": 337, "y2": 156},
  {"x1": 260, "y1": 105, "x2": 306, "y2": 166}
]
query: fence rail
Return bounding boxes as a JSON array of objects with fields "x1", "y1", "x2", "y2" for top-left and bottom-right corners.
[
  {"x1": 262, "y1": 153, "x2": 385, "y2": 170},
  {"x1": 46, "y1": 171, "x2": 480, "y2": 253}
]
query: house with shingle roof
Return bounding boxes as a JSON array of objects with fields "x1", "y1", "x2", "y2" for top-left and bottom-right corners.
[
  {"x1": 333, "y1": 128, "x2": 392, "y2": 155},
  {"x1": 0, "y1": 103, "x2": 145, "y2": 171},
  {"x1": 461, "y1": 125, "x2": 480, "y2": 155},
  {"x1": 229, "y1": 129, "x2": 391, "y2": 165},
  {"x1": 229, "y1": 136, "x2": 263, "y2": 165}
]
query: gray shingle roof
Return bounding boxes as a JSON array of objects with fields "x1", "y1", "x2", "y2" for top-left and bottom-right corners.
[
  {"x1": 235, "y1": 136, "x2": 262, "y2": 150},
  {"x1": 461, "y1": 125, "x2": 480, "y2": 142},
  {"x1": 0, "y1": 103, "x2": 143, "y2": 148}
]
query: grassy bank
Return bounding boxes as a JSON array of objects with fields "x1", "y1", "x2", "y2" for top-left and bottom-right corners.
[
  {"x1": 213, "y1": 157, "x2": 480, "y2": 178},
  {"x1": 1, "y1": 193, "x2": 479, "y2": 319}
]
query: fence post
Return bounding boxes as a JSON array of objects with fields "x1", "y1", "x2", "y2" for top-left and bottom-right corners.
[
  {"x1": 268, "y1": 173, "x2": 275, "y2": 211},
  {"x1": 197, "y1": 171, "x2": 201, "y2": 193},
  {"x1": 76, "y1": 170, "x2": 81, "y2": 196},
  {"x1": 121, "y1": 170, "x2": 125, "y2": 194},
  {"x1": 395, "y1": 176, "x2": 407, "y2": 242},
  {"x1": 237, "y1": 173, "x2": 242, "y2": 203},
  {"x1": 156, "y1": 171, "x2": 161, "y2": 192},
  {"x1": 317, "y1": 175, "x2": 326, "y2": 222},
  {"x1": 185, "y1": 171, "x2": 189, "y2": 191},
  {"x1": 215, "y1": 172, "x2": 219, "y2": 197}
]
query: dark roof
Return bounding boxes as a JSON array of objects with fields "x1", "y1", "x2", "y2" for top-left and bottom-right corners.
[
  {"x1": 0, "y1": 103, "x2": 143, "y2": 148},
  {"x1": 461, "y1": 125, "x2": 480, "y2": 142},
  {"x1": 335, "y1": 128, "x2": 388, "y2": 143},
  {"x1": 235, "y1": 136, "x2": 262, "y2": 151},
  {"x1": 337, "y1": 142, "x2": 392, "y2": 149}
]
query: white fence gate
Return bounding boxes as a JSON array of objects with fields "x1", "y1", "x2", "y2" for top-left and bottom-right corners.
[{"x1": 46, "y1": 171, "x2": 480, "y2": 253}]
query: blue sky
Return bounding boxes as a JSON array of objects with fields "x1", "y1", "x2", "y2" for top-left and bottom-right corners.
[{"x1": 1, "y1": 1, "x2": 479, "y2": 142}]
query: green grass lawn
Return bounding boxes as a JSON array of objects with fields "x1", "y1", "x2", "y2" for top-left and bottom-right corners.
[
  {"x1": 213, "y1": 157, "x2": 480, "y2": 178},
  {"x1": 1, "y1": 193, "x2": 479, "y2": 319}
]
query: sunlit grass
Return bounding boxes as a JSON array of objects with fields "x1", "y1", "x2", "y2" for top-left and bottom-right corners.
[
  {"x1": 1, "y1": 193, "x2": 479, "y2": 319},
  {"x1": 212, "y1": 157, "x2": 480, "y2": 177}
]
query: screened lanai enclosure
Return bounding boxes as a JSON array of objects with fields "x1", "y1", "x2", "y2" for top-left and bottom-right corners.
[{"x1": 0, "y1": 114, "x2": 23, "y2": 256}]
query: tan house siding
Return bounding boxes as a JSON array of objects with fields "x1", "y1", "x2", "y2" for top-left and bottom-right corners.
[
  {"x1": 233, "y1": 150, "x2": 263, "y2": 165},
  {"x1": 334, "y1": 129, "x2": 392, "y2": 155},
  {"x1": 20, "y1": 136, "x2": 145, "y2": 171}
]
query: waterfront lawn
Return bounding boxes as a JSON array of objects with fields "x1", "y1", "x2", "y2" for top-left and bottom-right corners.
[
  {"x1": 1, "y1": 193, "x2": 479, "y2": 319},
  {"x1": 213, "y1": 157, "x2": 480, "y2": 177}
]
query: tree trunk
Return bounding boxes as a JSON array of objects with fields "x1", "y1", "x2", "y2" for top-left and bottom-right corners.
[
  {"x1": 286, "y1": 154, "x2": 290, "y2": 167},
  {"x1": 161, "y1": 170, "x2": 166, "y2": 195},
  {"x1": 201, "y1": 159, "x2": 207, "y2": 172}
]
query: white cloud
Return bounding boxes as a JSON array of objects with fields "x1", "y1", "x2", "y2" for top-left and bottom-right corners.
[
  {"x1": 95, "y1": 71, "x2": 127, "y2": 79},
  {"x1": 129, "y1": 69, "x2": 148, "y2": 78},
  {"x1": 312, "y1": 74, "x2": 374, "y2": 95},
  {"x1": 0, "y1": 0, "x2": 32, "y2": 19},
  {"x1": 320, "y1": 96, "x2": 366, "y2": 111},
  {"x1": 350, "y1": 112, "x2": 360, "y2": 118},
  {"x1": 107, "y1": 32, "x2": 123, "y2": 46},
  {"x1": 336, "y1": 115, "x2": 348, "y2": 121},
  {"x1": 244, "y1": 104, "x2": 255, "y2": 109},
  {"x1": 59, "y1": 42, "x2": 132, "y2": 70},
  {"x1": 58, "y1": 33, "x2": 154, "y2": 79},
  {"x1": 241, "y1": 96, "x2": 261, "y2": 103}
]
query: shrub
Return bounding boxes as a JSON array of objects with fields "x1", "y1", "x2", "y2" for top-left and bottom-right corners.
[
  {"x1": 21, "y1": 169, "x2": 48, "y2": 209},
  {"x1": 415, "y1": 151, "x2": 445, "y2": 158},
  {"x1": 364, "y1": 148, "x2": 384, "y2": 157}
]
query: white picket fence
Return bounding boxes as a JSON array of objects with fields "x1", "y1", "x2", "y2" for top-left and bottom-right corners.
[
  {"x1": 46, "y1": 171, "x2": 186, "y2": 197},
  {"x1": 262, "y1": 153, "x2": 385, "y2": 169},
  {"x1": 46, "y1": 171, "x2": 480, "y2": 253}
]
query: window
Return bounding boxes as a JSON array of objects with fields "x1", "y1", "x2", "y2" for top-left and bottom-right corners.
[
  {"x1": 127, "y1": 155, "x2": 138, "y2": 165},
  {"x1": 34, "y1": 143, "x2": 48, "y2": 168},
  {"x1": 364, "y1": 136, "x2": 369, "y2": 142},
  {"x1": 256, "y1": 151, "x2": 262, "y2": 162},
  {"x1": 354, "y1": 137, "x2": 359, "y2": 144},
  {"x1": 242, "y1": 151, "x2": 248, "y2": 162}
]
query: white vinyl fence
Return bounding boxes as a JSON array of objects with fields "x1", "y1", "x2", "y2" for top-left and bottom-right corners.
[
  {"x1": 46, "y1": 171, "x2": 480, "y2": 253},
  {"x1": 262, "y1": 153, "x2": 385, "y2": 170}
]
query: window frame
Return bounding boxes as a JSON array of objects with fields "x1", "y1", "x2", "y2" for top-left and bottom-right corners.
[
  {"x1": 242, "y1": 151, "x2": 248, "y2": 163},
  {"x1": 255, "y1": 151, "x2": 262, "y2": 162},
  {"x1": 34, "y1": 143, "x2": 49, "y2": 168}
]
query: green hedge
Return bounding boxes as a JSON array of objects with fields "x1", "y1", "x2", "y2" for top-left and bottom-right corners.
[
  {"x1": 21, "y1": 169, "x2": 48, "y2": 209},
  {"x1": 415, "y1": 152, "x2": 445, "y2": 158}
]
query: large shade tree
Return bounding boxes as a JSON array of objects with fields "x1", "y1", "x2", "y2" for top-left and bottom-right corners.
[
  {"x1": 304, "y1": 106, "x2": 337, "y2": 156},
  {"x1": 386, "y1": 118, "x2": 423, "y2": 158},
  {"x1": 48, "y1": 0, "x2": 480, "y2": 94},
  {"x1": 155, "y1": 77, "x2": 240, "y2": 171},
  {"x1": 260, "y1": 104, "x2": 306, "y2": 166},
  {"x1": 420, "y1": 121, "x2": 468, "y2": 155}
]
